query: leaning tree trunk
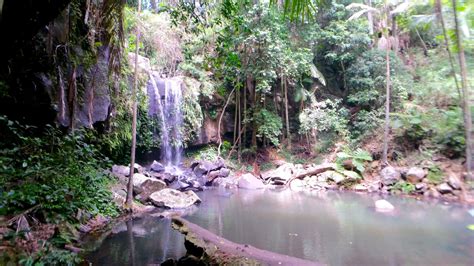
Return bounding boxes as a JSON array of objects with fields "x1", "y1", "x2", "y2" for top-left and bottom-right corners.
[
  {"x1": 452, "y1": 0, "x2": 473, "y2": 179},
  {"x1": 435, "y1": 0, "x2": 461, "y2": 101},
  {"x1": 125, "y1": 0, "x2": 141, "y2": 209},
  {"x1": 217, "y1": 88, "x2": 235, "y2": 157}
]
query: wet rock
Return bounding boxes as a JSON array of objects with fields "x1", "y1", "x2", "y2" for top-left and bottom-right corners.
[
  {"x1": 342, "y1": 170, "x2": 362, "y2": 181},
  {"x1": 415, "y1": 182, "x2": 428, "y2": 192},
  {"x1": 150, "y1": 160, "x2": 165, "y2": 173},
  {"x1": 171, "y1": 175, "x2": 204, "y2": 192},
  {"x1": 132, "y1": 163, "x2": 144, "y2": 173},
  {"x1": 149, "y1": 172, "x2": 176, "y2": 184},
  {"x1": 375, "y1": 199, "x2": 394, "y2": 212},
  {"x1": 178, "y1": 255, "x2": 205, "y2": 266},
  {"x1": 316, "y1": 175, "x2": 327, "y2": 182},
  {"x1": 304, "y1": 176, "x2": 322, "y2": 189},
  {"x1": 132, "y1": 173, "x2": 166, "y2": 197},
  {"x1": 128, "y1": 52, "x2": 151, "y2": 74},
  {"x1": 149, "y1": 188, "x2": 201, "y2": 209},
  {"x1": 448, "y1": 174, "x2": 462, "y2": 190},
  {"x1": 353, "y1": 184, "x2": 368, "y2": 192},
  {"x1": 380, "y1": 166, "x2": 401, "y2": 186},
  {"x1": 112, "y1": 165, "x2": 130, "y2": 176},
  {"x1": 218, "y1": 168, "x2": 231, "y2": 178},
  {"x1": 212, "y1": 177, "x2": 237, "y2": 189},
  {"x1": 437, "y1": 183, "x2": 453, "y2": 194},
  {"x1": 261, "y1": 163, "x2": 294, "y2": 184},
  {"x1": 160, "y1": 258, "x2": 177, "y2": 266},
  {"x1": 206, "y1": 170, "x2": 221, "y2": 184},
  {"x1": 238, "y1": 173, "x2": 265, "y2": 190},
  {"x1": 398, "y1": 167, "x2": 409, "y2": 179},
  {"x1": 424, "y1": 188, "x2": 441, "y2": 198},
  {"x1": 406, "y1": 167, "x2": 425, "y2": 183},
  {"x1": 191, "y1": 159, "x2": 225, "y2": 178},
  {"x1": 326, "y1": 171, "x2": 346, "y2": 184},
  {"x1": 367, "y1": 181, "x2": 381, "y2": 192},
  {"x1": 324, "y1": 184, "x2": 339, "y2": 190},
  {"x1": 289, "y1": 179, "x2": 304, "y2": 190}
]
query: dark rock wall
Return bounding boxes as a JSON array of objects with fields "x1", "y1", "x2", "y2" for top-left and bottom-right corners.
[{"x1": 0, "y1": 0, "x2": 119, "y2": 129}]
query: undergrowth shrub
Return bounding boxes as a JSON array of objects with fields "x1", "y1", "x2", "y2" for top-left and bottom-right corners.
[{"x1": 0, "y1": 116, "x2": 119, "y2": 221}]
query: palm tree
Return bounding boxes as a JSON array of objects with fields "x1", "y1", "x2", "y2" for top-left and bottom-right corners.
[{"x1": 346, "y1": 1, "x2": 394, "y2": 165}]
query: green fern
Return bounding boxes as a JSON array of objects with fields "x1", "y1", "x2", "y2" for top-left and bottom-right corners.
[{"x1": 335, "y1": 148, "x2": 372, "y2": 173}]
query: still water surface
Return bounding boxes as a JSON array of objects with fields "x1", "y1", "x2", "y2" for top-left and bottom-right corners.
[{"x1": 86, "y1": 189, "x2": 474, "y2": 265}]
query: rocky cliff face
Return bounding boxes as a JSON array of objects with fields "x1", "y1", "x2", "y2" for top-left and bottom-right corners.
[{"x1": 0, "y1": 0, "x2": 123, "y2": 129}]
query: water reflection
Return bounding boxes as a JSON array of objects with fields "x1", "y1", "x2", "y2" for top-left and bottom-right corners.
[
  {"x1": 87, "y1": 190, "x2": 474, "y2": 266},
  {"x1": 86, "y1": 216, "x2": 186, "y2": 265}
]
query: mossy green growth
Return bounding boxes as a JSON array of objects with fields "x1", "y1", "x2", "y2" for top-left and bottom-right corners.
[
  {"x1": 427, "y1": 166, "x2": 444, "y2": 184},
  {"x1": 392, "y1": 181, "x2": 416, "y2": 194}
]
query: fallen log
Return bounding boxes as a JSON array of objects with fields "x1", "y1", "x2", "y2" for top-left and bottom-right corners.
[
  {"x1": 292, "y1": 163, "x2": 336, "y2": 180},
  {"x1": 171, "y1": 217, "x2": 322, "y2": 266}
]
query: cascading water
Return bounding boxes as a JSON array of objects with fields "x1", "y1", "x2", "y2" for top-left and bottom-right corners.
[{"x1": 148, "y1": 74, "x2": 184, "y2": 172}]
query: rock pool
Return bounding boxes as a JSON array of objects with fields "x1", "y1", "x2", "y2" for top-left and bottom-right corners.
[{"x1": 86, "y1": 189, "x2": 474, "y2": 265}]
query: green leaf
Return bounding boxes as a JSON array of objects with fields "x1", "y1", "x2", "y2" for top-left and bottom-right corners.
[{"x1": 467, "y1": 224, "x2": 474, "y2": 231}]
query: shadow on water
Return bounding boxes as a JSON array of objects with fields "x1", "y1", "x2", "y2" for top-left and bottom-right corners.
[{"x1": 86, "y1": 190, "x2": 474, "y2": 266}]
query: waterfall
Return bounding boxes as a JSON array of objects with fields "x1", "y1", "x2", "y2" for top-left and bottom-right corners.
[{"x1": 148, "y1": 75, "x2": 184, "y2": 170}]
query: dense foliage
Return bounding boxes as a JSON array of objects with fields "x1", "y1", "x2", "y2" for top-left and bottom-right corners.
[{"x1": 0, "y1": 116, "x2": 119, "y2": 220}]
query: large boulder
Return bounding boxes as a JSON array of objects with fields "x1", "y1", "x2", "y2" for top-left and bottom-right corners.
[
  {"x1": 326, "y1": 171, "x2": 346, "y2": 185},
  {"x1": 437, "y1": 183, "x2": 453, "y2": 194},
  {"x1": 191, "y1": 159, "x2": 225, "y2": 178},
  {"x1": 112, "y1": 165, "x2": 130, "y2": 177},
  {"x1": 261, "y1": 163, "x2": 294, "y2": 185},
  {"x1": 218, "y1": 168, "x2": 231, "y2": 178},
  {"x1": 112, "y1": 164, "x2": 143, "y2": 177},
  {"x1": 149, "y1": 172, "x2": 176, "y2": 184},
  {"x1": 149, "y1": 189, "x2": 201, "y2": 209},
  {"x1": 238, "y1": 173, "x2": 265, "y2": 190},
  {"x1": 448, "y1": 174, "x2": 462, "y2": 190},
  {"x1": 406, "y1": 167, "x2": 425, "y2": 183},
  {"x1": 132, "y1": 173, "x2": 166, "y2": 197},
  {"x1": 415, "y1": 182, "x2": 428, "y2": 192},
  {"x1": 380, "y1": 166, "x2": 401, "y2": 186},
  {"x1": 150, "y1": 160, "x2": 165, "y2": 173}
]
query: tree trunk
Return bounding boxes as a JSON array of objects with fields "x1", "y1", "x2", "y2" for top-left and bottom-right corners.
[
  {"x1": 238, "y1": 85, "x2": 242, "y2": 162},
  {"x1": 367, "y1": 0, "x2": 374, "y2": 36},
  {"x1": 436, "y1": 0, "x2": 461, "y2": 101},
  {"x1": 217, "y1": 88, "x2": 235, "y2": 157},
  {"x1": 452, "y1": 0, "x2": 473, "y2": 179},
  {"x1": 243, "y1": 76, "x2": 248, "y2": 146},
  {"x1": 284, "y1": 76, "x2": 291, "y2": 149},
  {"x1": 68, "y1": 66, "x2": 77, "y2": 131},
  {"x1": 280, "y1": 74, "x2": 285, "y2": 144},
  {"x1": 250, "y1": 78, "x2": 257, "y2": 148},
  {"x1": 415, "y1": 28, "x2": 428, "y2": 56},
  {"x1": 125, "y1": 0, "x2": 141, "y2": 210},
  {"x1": 233, "y1": 88, "x2": 239, "y2": 145},
  {"x1": 382, "y1": 15, "x2": 391, "y2": 165}
]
